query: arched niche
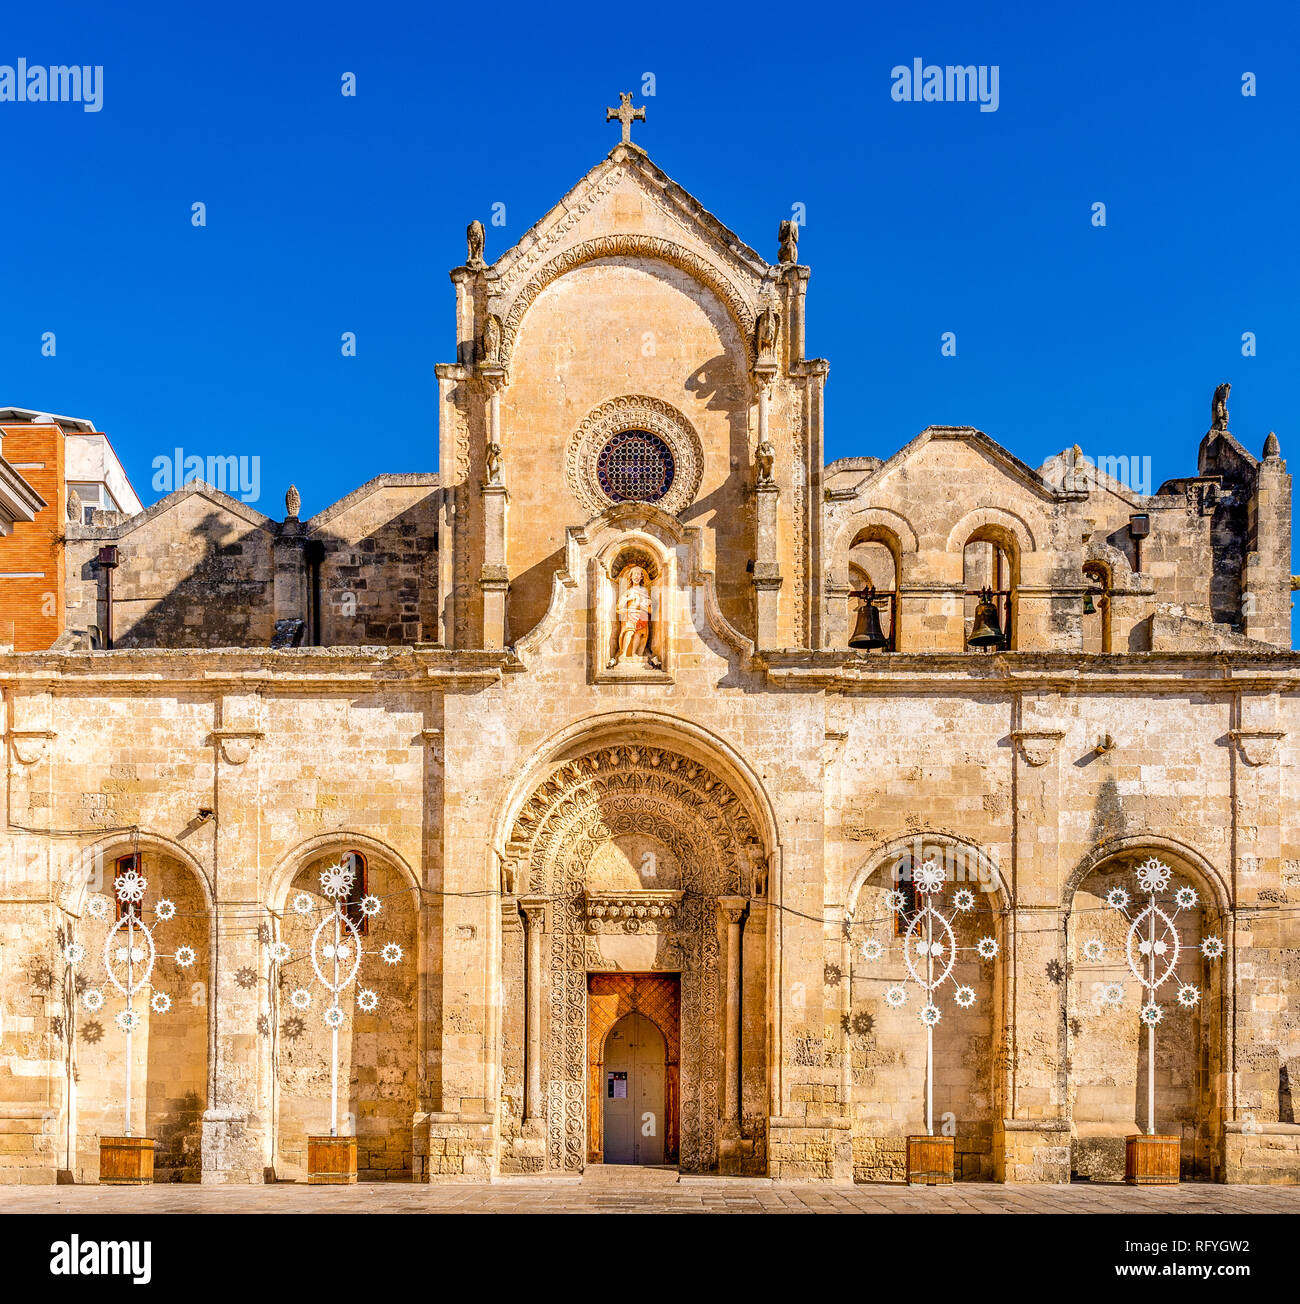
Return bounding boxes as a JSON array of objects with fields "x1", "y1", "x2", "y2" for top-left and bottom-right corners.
[
  {"x1": 843, "y1": 836, "x2": 1008, "y2": 1182},
  {"x1": 272, "y1": 842, "x2": 420, "y2": 1181},
  {"x1": 63, "y1": 841, "x2": 211, "y2": 1183},
  {"x1": 1064, "y1": 845, "x2": 1227, "y2": 1182},
  {"x1": 590, "y1": 533, "x2": 675, "y2": 680}
]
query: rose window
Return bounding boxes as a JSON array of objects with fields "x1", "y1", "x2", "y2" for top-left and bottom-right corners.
[{"x1": 596, "y1": 430, "x2": 675, "y2": 503}]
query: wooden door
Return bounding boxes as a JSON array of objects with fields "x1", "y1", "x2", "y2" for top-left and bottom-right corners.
[{"x1": 602, "y1": 1012, "x2": 666, "y2": 1165}]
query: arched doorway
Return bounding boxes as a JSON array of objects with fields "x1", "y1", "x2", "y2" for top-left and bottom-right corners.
[{"x1": 603, "y1": 1012, "x2": 667, "y2": 1164}]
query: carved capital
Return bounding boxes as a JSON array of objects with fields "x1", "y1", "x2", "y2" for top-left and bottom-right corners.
[
  {"x1": 1231, "y1": 729, "x2": 1285, "y2": 768},
  {"x1": 1012, "y1": 729, "x2": 1064, "y2": 768},
  {"x1": 519, "y1": 894, "x2": 549, "y2": 931},
  {"x1": 717, "y1": 894, "x2": 749, "y2": 927},
  {"x1": 9, "y1": 729, "x2": 55, "y2": 767},
  {"x1": 583, "y1": 889, "x2": 683, "y2": 934},
  {"x1": 210, "y1": 729, "x2": 262, "y2": 766}
]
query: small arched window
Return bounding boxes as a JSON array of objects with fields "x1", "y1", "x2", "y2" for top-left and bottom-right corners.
[
  {"x1": 845, "y1": 529, "x2": 900, "y2": 651},
  {"x1": 963, "y1": 531, "x2": 1016, "y2": 650},
  {"x1": 341, "y1": 850, "x2": 369, "y2": 935}
]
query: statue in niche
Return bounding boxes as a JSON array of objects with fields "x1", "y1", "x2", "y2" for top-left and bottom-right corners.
[
  {"x1": 755, "y1": 306, "x2": 779, "y2": 360},
  {"x1": 778, "y1": 219, "x2": 799, "y2": 264},
  {"x1": 756, "y1": 437, "x2": 775, "y2": 485},
  {"x1": 485, "y1": 441, "x2": 504, "y2": 487},
  {"x1": 466, "y1": 219, "x2": 486, "y2": 266},
  {"x1": 607, "y1": 563, "x2": 660, "y2": 669},
  {"x1": 1212, "y1": 382, "x2": 1230, "y2": 431},
  {"x1": 482, "y1": 313, "x2": 502, "y2": 365}
]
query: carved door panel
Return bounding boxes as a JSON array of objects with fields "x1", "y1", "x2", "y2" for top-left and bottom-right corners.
[{"x1": 602, "y1": 1012, "x2": 666, "y2": 1164}]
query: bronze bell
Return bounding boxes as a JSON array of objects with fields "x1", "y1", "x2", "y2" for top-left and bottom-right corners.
[
  {"x1": 968, "y1": 587, "x2": 1005, "y2": 648},
  {"x1": 849, "y1": 587, "x2": 890, "y2": 651}
]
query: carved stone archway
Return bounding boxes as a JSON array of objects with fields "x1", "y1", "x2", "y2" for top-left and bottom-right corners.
[{"x1": 504, "y1": 740, "x2": 765, "y2": 1174}]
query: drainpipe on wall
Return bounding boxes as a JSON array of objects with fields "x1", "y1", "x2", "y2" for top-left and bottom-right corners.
[{"x1": 97, "y1": 545, "x2": 119, "y2": 649}]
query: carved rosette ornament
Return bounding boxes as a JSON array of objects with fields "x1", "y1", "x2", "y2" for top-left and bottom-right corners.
[
  {"x1": 508, "y1": 743, "x2": 759, "y2": 1174},
  {"x1": 566, "y1": 394, "x2": 704, "y2": 519}
]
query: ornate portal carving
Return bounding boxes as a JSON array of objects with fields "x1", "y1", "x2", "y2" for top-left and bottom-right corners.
[{"x1": 507, "y1": 743, "x2": 759, "y2": 1173}]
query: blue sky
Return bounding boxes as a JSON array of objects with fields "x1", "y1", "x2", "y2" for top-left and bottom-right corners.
[{"x1": 3, "y1": 0, "x2": 1298, "y2": 630}]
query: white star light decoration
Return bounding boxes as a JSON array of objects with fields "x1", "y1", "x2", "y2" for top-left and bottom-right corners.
[
  {"x1": 1079, "y1": 857, "x2": 1222, "y2": 1021},
  {"x1": 70, "y1": 870, "x2": 191, "y2": 1027},
  {"x1": 859, "y1": 858, "x2": 999, "y2": 1027},
  {"x1": 64, "y1": 866, "x2": 192, "y2": 1138},
  {"x1": 274, "y1": 860, "x2": 408, "y2": 1139},
  {"x1": 273, "y1": 860, "x2": 406, "y2": 1030},
  {"x1": 1079, "y1": 856, "x2": 1221, "y2": 1135}
]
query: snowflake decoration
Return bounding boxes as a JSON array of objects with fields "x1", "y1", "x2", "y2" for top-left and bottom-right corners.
[
  {"x1": 1106, "y1": 886, "x2": 1130, "y2": 911},
  {"x1": 234, "y1": 967, "x2": 258, "y2": 989},
  {"x1": 86, "y1": 896, "x2": 109, "y2": 921},
  {"x1": 1200, "y1": 936, "x2": 1224, "y2": 960},
  {"x1": 292, "y1": 892, "x2": 315, "y2": 916},
  {"x1": 885, "y1": 985, "x2": 907, "y2": 1008},
  {"x1": 323, "y1": 1005, "x2": 345, "y2": 1029},
  {"x1": 268, "y1": 941, "x2": 291, "y2": 963},
  {"x1": 1102, "y1": 982, "x2": 1124, "y2": 1006},
  {"x1": 290, "y1": 988, "x2": 312, "y2": 1010},
  {"x1": 860, "y1": 938, "x2": 883, "y2": 962},
  {"x1": 83, "y1": 988, "x2": 104, "y2": 1012},
  {"x1": 1176, "y1": 984, "x2": 1200, "y2": 1009},
  {"x1": 174, "y1": 945, "x2": 196, "y2": 968},
  {"x1": 976, "y1": 936, "x2": 998, "y2": 960},
  {"x1": 919, "y1": 1003, "x2": 942, "y2": 1027},
  {"x1": 1135, "y1": 857, "x2": 1171, "y2": 894},
  {"x1": 1082, "y1": 938, "x2": 1105, "y2": 962},
  {"x1": 359, "y1": 895, "x2": 382, "y2": 918},
  {"x1": 64, "y1": 942, "x2": 85, "y2": 965},
  {"x1": 357, "y1": 988, "x2": 379, "y2": 1013},
  {"x1": 952, "y1": 888, "x2": 975, "y2": 912},
  {"x1": 114, "y1": 869, "x2": 147, "y2": 903},
  {"x1": 151, "y1": 991, "x2": 171, "y2": 1014},
  {"x1": 319, "y1": 864, "x2": 355, "y2": 900},
  {"x1": 885, "y1": 889, "x2": 907, "y2": 913},
  {"x1": 154, "y1": 899, "x2": 176, "y2": 921},
  {"x1": 115, "y1": 1008, "x2": 142, "y2": 1033},
  {"x1": 381, "y1": 943, "x2": 403, "y2": 965},
  {"x1": 1174, "y1": 886, "x2": 1198, "y2": 911},
  {"x1": 954, "y1": 985, "x2": 976, "y2": 1009},
  {"x1": 1140, "y1": 1003, "x2": 1163, "y2": 1027},
  {"x1": 283, "y1": 1015, "x2": 306, "y2": 1040},
  {"x1": 913, "y1": 860, "x2": 946, "y2": 895}
]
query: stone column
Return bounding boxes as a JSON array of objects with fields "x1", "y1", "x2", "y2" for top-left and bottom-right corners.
[
  {"x1": 718, "y1": 895, "x2": 747, "y2": 1172},
  {"x1": 479, "y1": 370, "x2": 509, "y2": 649},
  {"x1": 518, "y1": 896, "x2": 547, "y2": 1129}
]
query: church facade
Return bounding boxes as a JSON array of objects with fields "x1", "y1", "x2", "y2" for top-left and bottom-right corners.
[{"x1": 2, "y1": 116, "x2": 1299, "y2": 1187}]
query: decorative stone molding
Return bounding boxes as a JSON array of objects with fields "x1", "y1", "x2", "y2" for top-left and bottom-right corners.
[
  {"x1": 583, "y1": 889, "x2": 684, "y2": 933},
  {"x1": 421, "y1": 727, "x2": 444, "y2": 766},
  {"x1": 210, "y1": 729, "x2": 263, "y2": 767},
  {"x1": 8, "y1": 729, "x2": 55, "y2": 766},
  {"x1": 1230, "y1": 729, "x2": 1285, "y2": 768},
  {"x1": 566, "y1": 394, "x2": 704, "y2": 519},
  {"x1": 1011, "y1": 729, "x2": 1064, "y2": 768}
]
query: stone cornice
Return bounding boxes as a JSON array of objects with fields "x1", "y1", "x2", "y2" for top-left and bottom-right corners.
[
  {"x1": 0, "y1": 647, "x2": 518, "y2": 691},
  {"x1": 758, "y1": 649, "x2": 1300, "y2": 693}
]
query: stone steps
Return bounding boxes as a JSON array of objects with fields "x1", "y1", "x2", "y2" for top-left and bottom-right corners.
[{"x1": 581, "y1": 1163, "x2": 680, "y2": 1187}]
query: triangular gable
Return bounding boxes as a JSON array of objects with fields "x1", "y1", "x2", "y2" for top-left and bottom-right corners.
[
  {"x1": 306, "y1": 473, "x2": 439, "y2": 533},
  {"x1": 848, "y1": 426, "x2": 1062, "y2": 503},
  {"x1": 72, "y1": 479, "x2": 274, "y2": 538}
]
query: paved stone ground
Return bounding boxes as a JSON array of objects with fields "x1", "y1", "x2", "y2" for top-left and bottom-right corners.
[{"x1": 4, "y1": 1172, "x2": 1299, "y2": 1214}]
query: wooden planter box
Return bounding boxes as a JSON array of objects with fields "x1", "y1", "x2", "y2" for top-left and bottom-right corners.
[
  {"x1": 1126, "y1": 1134, "x2": 1180, "y2": 1185},
  {"x1": 99, "y1": 1137, "x2": 155, "y2": 1185},
  {"x1": 907, "y1": 1134, "x2": 955, "y2": 1185},
  {"x1": 308, "y1": 1135, "x2": 357, "y2": 1184}
]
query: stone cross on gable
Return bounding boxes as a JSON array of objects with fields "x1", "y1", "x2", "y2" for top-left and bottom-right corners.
[{"x1": 605, "y1": 92, "x2": 645, "y2": 144}]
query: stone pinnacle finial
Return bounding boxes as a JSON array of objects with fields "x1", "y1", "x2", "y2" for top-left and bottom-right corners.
[
  {"x1": 285, "y1": 484, "x2": 301, "y2": 518},
  {"x1": 467, "y1": 220, "x2": 485, "y2": 268},
  {"x1": 605, "y1": 92, "x2": 645, "y2": 145},
  {"x1": 1264, "y1": 431, "x2": 1280, "y2": 459},
  {"x1": 1212, "y1": 382, "x2": 1231, "y2": 432}
]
